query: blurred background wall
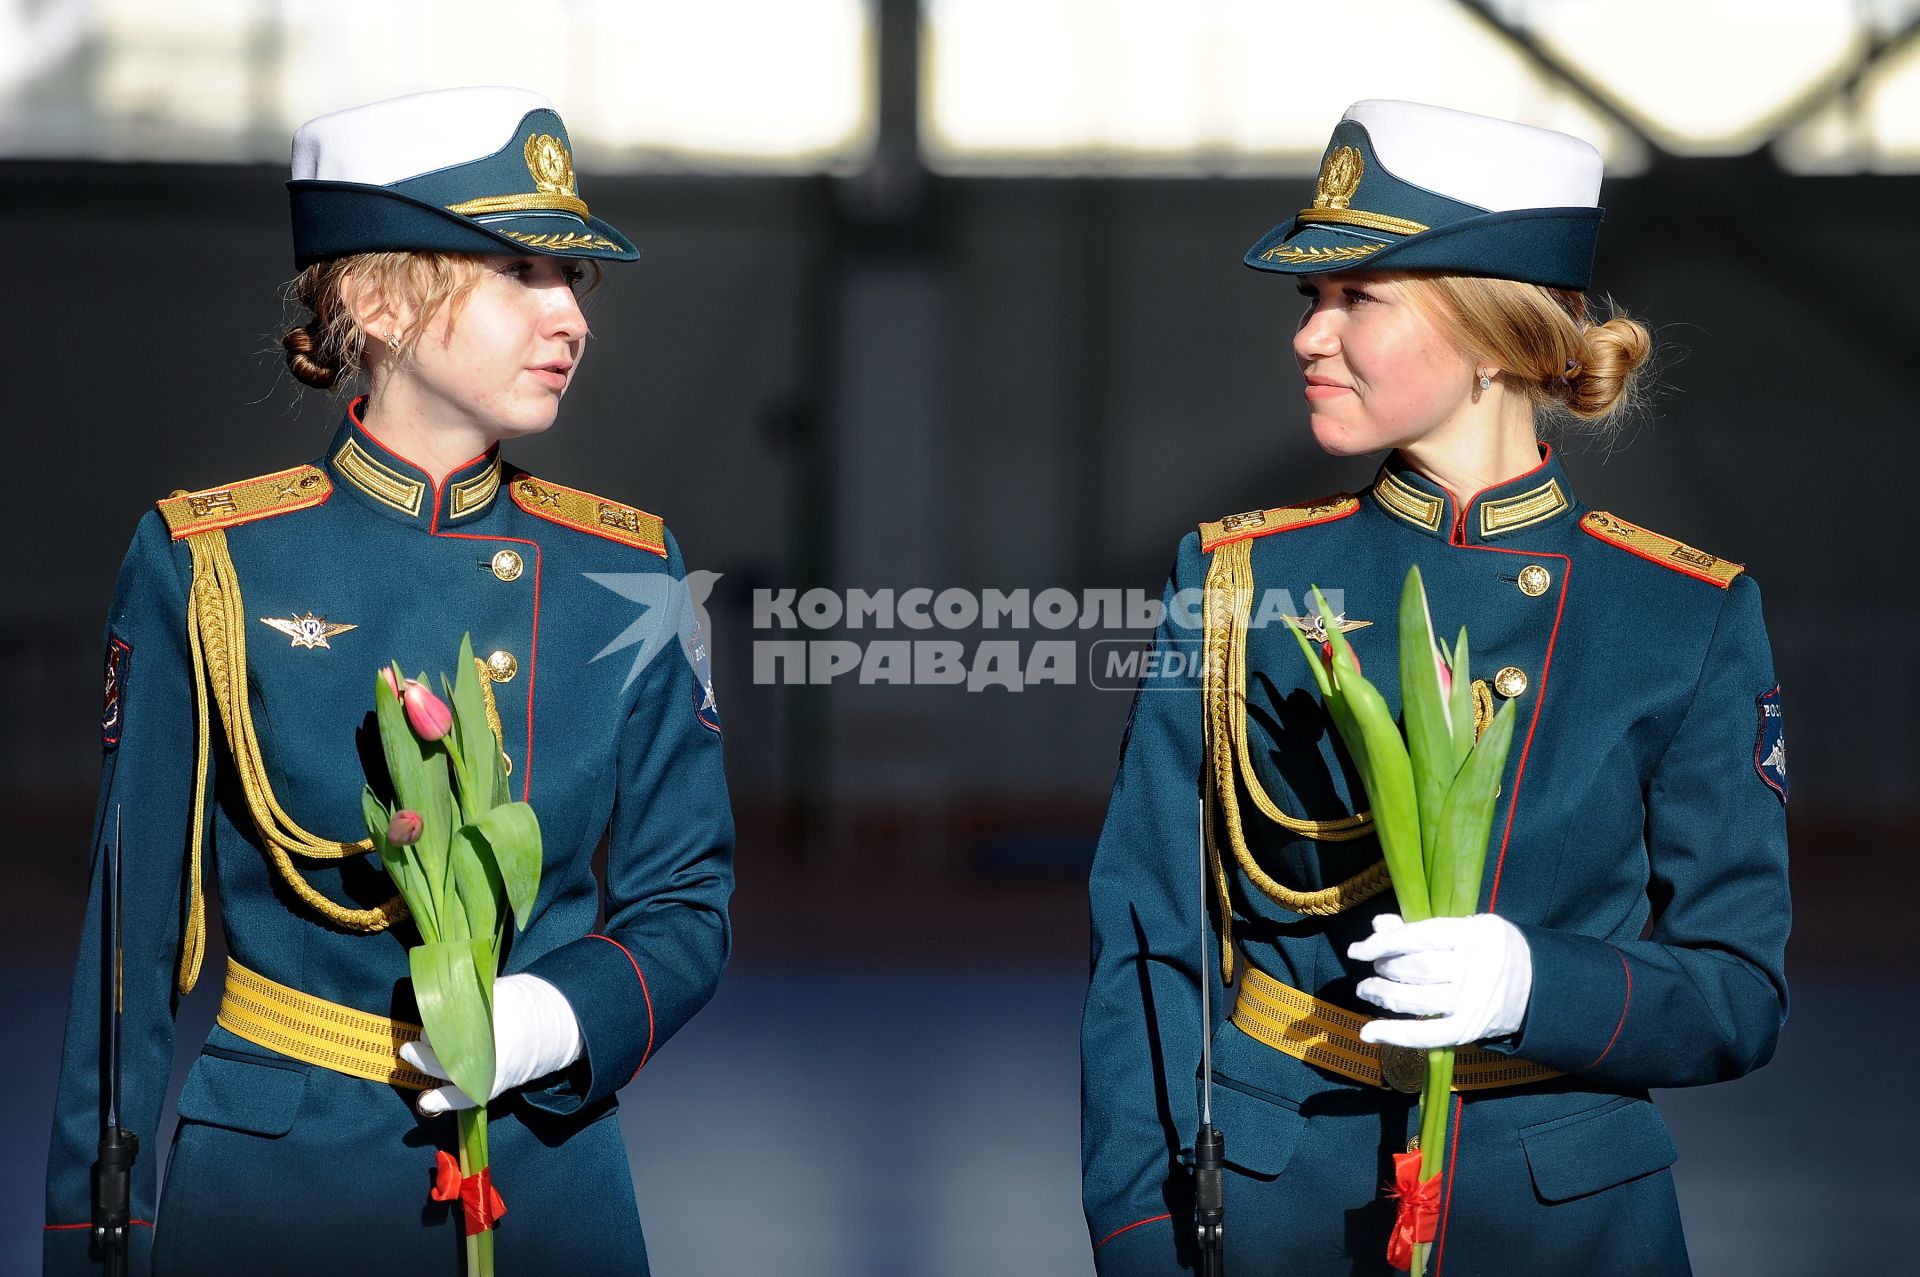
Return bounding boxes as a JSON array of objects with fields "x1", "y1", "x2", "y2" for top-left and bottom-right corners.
[{"x1": 4, "y1": 1, "x2": 1916, "y2": 1272}]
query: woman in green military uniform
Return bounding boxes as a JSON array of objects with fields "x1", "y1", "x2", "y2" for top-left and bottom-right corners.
[
  {"x1": 1082, "y1": 101, "x2": 1790, "y2": 1274},
  {"x1": 46, "y1": 88, "x2": 733, "y2": 1275}
]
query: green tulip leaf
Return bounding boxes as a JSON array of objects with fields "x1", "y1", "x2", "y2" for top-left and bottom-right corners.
[
  {"x1": 1397, "y1": 567, "x2": 1455, "y2": 875},
  {"x1": 414, "y1": 750, "x2": 455, "y2": 931},
  {"x1": 1331, "y1": 667, "x2": 1430, "y2": 921},
  {"x1": 449, "y1": 824, "x2": 502, "y2": 949},
  {"x1": 1448, "y1": 626, "x2": 1475, "y2": 774},
  {"x1": 449, "y1": 825, "x2": 503, "y2": 944},
  {"x1": 361, "y1": 784, "x2": 434, "y2": 940},
  {"x1": 409, "y1": 939, "x2": 496, "y2": 1104},
  {"x1": 1433, "y1": 696, "x2": 1519, "y2": 916},
  {"x1": 451, "y1": 634, "x2": 500, "y2": 816},
  {"x1": 473, "y1": 801, "x2": 543, "y2": 927}
]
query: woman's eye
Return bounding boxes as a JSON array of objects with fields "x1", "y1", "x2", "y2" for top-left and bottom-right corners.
[
  {"x1": 564, "y1": 267, "x2": 587, "y2": 289},
  {"x1": 1345, "y1": 289, "x2": 1375, "y2": 304}
]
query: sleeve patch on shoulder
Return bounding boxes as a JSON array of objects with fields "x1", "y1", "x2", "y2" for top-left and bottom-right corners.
[
  {"x1": 1754, "y1": 685, "x2": 1787, "y2": 803},
  {"x1": 102, "y1": 635, "x2": 131, "y2": 750},
  {"x1": 691, "y1": 618, "x2": 721, "y2": 734}
]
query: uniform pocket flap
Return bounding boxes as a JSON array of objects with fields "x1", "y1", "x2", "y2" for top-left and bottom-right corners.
[
  {"x1": 1520, "y1": 1097, "x2": 1676, "y2": 1203},
  {"x1": 1207, "y1": 1081, "x2": 1306, "y2": 1181},
  {"x1": 174, "y1": 1050, "x2": 308, "y2": 1137}
]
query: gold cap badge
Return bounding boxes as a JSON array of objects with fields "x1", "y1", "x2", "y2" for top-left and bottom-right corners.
[
  {"x1": 524, "y1": 133, "x2": 578, "y2": 199},
  {"x1": 1314, "y1": 146, "x2": 1364, "y2": 211}
]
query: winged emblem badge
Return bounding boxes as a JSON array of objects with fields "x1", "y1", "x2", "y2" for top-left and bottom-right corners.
[{"x1": 261, "y1": 612, "x2": 358, "y2": 650}]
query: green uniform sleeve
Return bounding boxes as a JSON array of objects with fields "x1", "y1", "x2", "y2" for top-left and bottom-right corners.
[
  {"x1": 1081, "y1": 533, "x2": 1213, "y2": 1274},
  {"x1": 1505, "y1": 573, "x2": 1791, "y2": 1088},
  {"x1": 46, "y1": 512, "x2": 202, "y2": 1275},
  {"x1": 519, "y1": 527, "x2": 734, "y2": 1111}
]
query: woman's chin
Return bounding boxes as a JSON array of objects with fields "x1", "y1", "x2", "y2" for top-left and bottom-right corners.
[{"x1": 1307, "y1": 416, "x2": 1377, "y2": 458}]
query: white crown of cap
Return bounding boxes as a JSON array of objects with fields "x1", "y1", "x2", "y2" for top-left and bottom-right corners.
[
  {"x1": 1342, "y1": 100, "x2": 1602, "y2": 213},
  {"x1": 291, "y1": 86, "x2": 553, "y2": 187}
]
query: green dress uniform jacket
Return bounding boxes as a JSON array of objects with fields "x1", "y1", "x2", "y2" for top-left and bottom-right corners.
[
  {"x1": 46, "y1": 399, "x2": 733, "y2": 1275},
  {"x1": 1081, "y1": 446, "x2": 1790, "y2": 1275}
]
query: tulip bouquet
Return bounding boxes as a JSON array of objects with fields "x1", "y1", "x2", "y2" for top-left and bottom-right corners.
[
  {"x1": 362, "y1": 634, "x2": 543, "y2": 1277},
  {"x1": 1285, "y1": 569, "x2": 1518, "y2": 1276}
]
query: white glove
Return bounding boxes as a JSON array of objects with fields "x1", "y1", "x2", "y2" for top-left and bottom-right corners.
[
  {"x1": 1347, "y1": 913, "x2": 1533, "y2": 1050},
  {"x1": 400, "y1": 972, "x2": 584, "y2": 1116}
]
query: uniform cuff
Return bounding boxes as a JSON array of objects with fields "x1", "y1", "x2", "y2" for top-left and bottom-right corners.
[
  {"x1": 519, "y1": 933, "x2": 656, "y2": 1112},
  {"x1": 1092, "y1": 1212, "x2": 1179, "y2": 1275},
  {"x1": 1498, "y1": 923, "x2": 1632, "y2": 1074}
]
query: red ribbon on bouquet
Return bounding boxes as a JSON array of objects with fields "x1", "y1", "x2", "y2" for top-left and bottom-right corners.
[
  {"x1": 1386, "y1": 1150, "x2": 1440, "y2": 1270},
  {"x1": 430, "y1": 1149, "x2": 509, "y2": 1236}
]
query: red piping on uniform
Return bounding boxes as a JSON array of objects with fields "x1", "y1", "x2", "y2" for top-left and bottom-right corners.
[
  {"x1": 1095, "y1": 1214, "x2": 1172, "y2": 1249},
  {"x1": 358, "y1": 392, "x2": 541, "y2": 801},
  {"x1": 1389, "y1": 456, "x2": 1568, "y2": 1270},
  {"x1": 1433, "y1": 1095, "x2": 1464, "y2": 1274},
  {"x1": 46, "y1": 1220, "x2": 153, "y2": 1231},
  {"x1": 348, "y1": 395, "x2": 497, "y2": 510},
  {"x1": 1586, "y1": 949, "x2": 1634, "y2": 1069},
  {"x1": 1430, "y1": 444, "x2": 1555, "y2": 546},
  {"x1": 1447, "y1": 541, "x2": 1571, "y2": 911},
  {"x1": 588, "y1": 933, "x2": 656, "y2": 1078}
]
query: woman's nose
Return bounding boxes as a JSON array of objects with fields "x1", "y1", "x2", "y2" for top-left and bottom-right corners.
[
  {"x1": 549, "y1": 287, "x2": 588, "y2": 341},
  {"x1": 1293, "y1": 305, "x2": 1339, "y2": 360}
]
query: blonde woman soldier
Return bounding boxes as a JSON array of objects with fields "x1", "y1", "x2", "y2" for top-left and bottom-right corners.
[
  {"x1": 45, "y1": 88, "x2": 732, "y2": 1275},
  {"x1": 1082, "y1": 101, "x2": 1789, "y2": 1275}
]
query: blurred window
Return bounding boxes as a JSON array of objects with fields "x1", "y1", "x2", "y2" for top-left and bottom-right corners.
[
  {"x1": 921, "y1": 0, "x2": 1920, "y2": 175},
  {"x1": 0, "y1": 0, "x2": 875, "y2": 171}
]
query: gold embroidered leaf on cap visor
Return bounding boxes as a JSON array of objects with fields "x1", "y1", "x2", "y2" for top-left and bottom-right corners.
[{"x1": 1258, "y1": 242, "x2": 1384, "y2": 266}]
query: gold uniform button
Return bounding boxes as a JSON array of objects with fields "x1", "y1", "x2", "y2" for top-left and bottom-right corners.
[
  {"x1": 485, "y1": 650, "x2": 519, "y2": 683},
  {"x1": 490, "y1": 549, "x2": 524, "y2": 582},
  {"x1": 1517, "y1": 564, "x2": 1551, "y2": 597},
  {"x1": 1494, "y1": 666, "x2": 1529, "y2": 699}
]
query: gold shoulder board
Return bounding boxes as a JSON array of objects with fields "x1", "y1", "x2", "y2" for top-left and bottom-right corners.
[
  {"x1": 1200, "y1": 493, "x2": 1358, "y2": 552},
  {"x1": 1580, "y1": 510, "x2": 1744, "y2": 588},
  {"x1": 157, "y1": 465, "x2": 332, "y2": 540},
  {"x1": 509, "y1": 474, "x2": 667, "y2": 557}
]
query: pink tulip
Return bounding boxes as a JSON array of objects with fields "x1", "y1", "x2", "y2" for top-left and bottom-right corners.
[
  {"x1": 1322, "y1": 640, "x2": 1361, "y2": 677},
  {"x1": 386, "y1": 809, "x2": 423, "y2": 846},
  {"x1": 380, "y1": 666, "x2": 404, "y2": 699},
  {"x1": 401, "y1": 681, "x2": 453, "y2": 741},
  {"x1": 1435, "y1": 649, "x2": 1453, "y2": 700}
]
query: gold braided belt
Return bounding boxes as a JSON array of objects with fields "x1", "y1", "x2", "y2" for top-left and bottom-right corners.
[
  {"x1": 1229, "y1": 963, "x2": 1561, "y2": 1094},
  {"x1": 216, "y1": 957, "x2": 436, "y2": 1090}
]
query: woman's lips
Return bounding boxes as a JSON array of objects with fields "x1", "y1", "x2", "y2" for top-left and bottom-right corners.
[
  {"x1": 527, "y1": 367, "x2": 568, "y2": 391},
  {"x1": 1304, "y1": 382, "x2": 1352, "y2": 400}
]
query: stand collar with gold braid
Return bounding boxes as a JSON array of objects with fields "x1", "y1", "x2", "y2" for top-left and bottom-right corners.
[
  {"x1": 1369, "y1": 444, "x2": 1576, "y2": 546},
  {"x1": 325, "y1": 396, "x2": 504, "y2": 531}
]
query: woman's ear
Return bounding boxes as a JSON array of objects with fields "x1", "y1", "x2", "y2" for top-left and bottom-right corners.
[{"x1": 338, "y1": 270, "x2": 404, "y2": 344}]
